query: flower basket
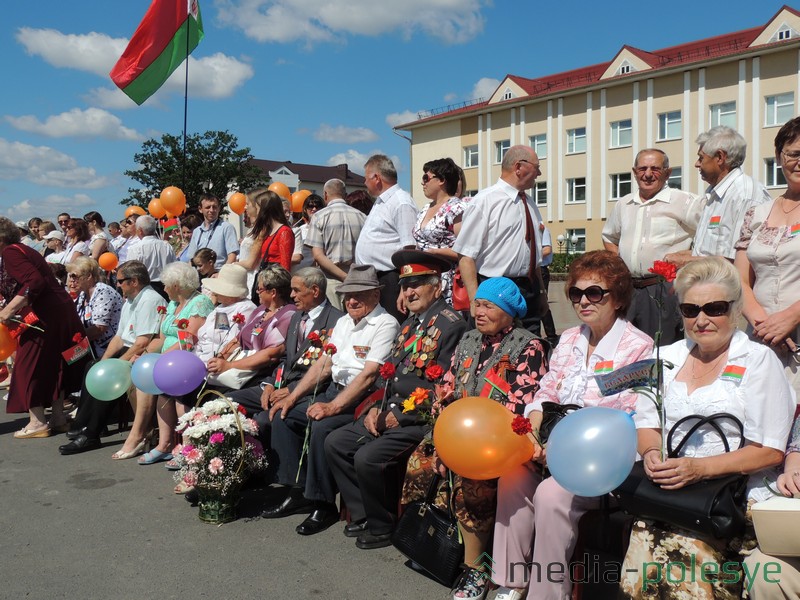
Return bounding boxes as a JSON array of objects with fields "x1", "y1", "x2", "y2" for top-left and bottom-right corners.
[{"x1": 197, "y1": 482, "x2": 242, "y2": 524}]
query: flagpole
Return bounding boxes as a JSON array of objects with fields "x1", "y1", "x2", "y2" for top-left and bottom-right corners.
[{"x1": 182, "y1": 5, "x2": 191, "y2": 192}]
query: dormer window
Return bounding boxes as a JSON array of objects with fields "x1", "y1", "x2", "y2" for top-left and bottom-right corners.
[
  {"x1": 616, "y1": 60, "x2": 634, "y2": 76},
  {"x1": 502, "y1": 88, "x2": 514, "y2": 100},
  {"x1": 770, "y1": 24, "x2": 798, "y2": 42}
]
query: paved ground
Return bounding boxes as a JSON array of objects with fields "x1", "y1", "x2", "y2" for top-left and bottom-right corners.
[{"x1": 0, "y1": 283, "x2": 579, "y2": 600}]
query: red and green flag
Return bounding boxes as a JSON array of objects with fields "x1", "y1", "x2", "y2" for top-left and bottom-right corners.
[
  {"x1": 110, "y1": 0, "x2": 204, "y2": 105},
  {"x1": 161, "y1": 217, "x2": 180, "y2": 232}
]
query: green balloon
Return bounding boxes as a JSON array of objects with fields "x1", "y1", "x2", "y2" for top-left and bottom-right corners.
[{"x1": 85, "y1": 358, "x2": 132, "y2": 401}]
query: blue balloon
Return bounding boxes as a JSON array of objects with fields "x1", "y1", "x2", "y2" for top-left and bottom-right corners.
[
  {"x1": 85, "y1": 358, "x2": 132, "y2": 401},
  {"x1": 131, "y1": 353, "x2": 163, "y2": 395},
  {"x1": 547, "y1": 407, "x2": 637, "y2": 497},
  {"x1": 152, "y1": 350, "x2": 207, "y2": 396}
]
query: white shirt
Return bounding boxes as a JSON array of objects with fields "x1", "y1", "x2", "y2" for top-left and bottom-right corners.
[
  {"x1": 541, "y1": 227, "x2": 553, "y2": 268},
  {"x1": 117, "y1": 286, "x2": 166, "y2": 347},
  {"x1": 633, "y1": 330, "x2": 795, "y2": 501},
  {"x1": 305, "y1": 300, "x2": 328, "y2": 334},
  {"x1": 194, "y1": 299, "x2": 257, "y2": 363},
  {"x1": 354, "y1": 184, "x2": 417, "y2": 271},
  {"x1": 328, "y1": 305, "x2": 399, "y2": 387},
  {"x1": 692, "y1": 167, "x2": 771, "y2": 259},
  {"x1": 453, "y1": 178, "x2": 543, "y2": 277},
  {"x1": 112, "y1": 235, "x2": 140, "y2": 263},
  {"x1": 602, "y1": 185, "x2": 702, "y2": 276},
  {"x1": 127, "y1": 236, "x2": 176, "y2": 282}
]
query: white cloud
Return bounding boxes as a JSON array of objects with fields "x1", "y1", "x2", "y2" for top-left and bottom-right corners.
[
  {"x1": 471, "y1": 77, "x2": 500, "y2": 101},
  {"x1": 313, "y1": 124, "x2": 379, "y2": 143},
  {"x1": 386, "y1": 110, "x2": 419, "y2": 128},
  {"x1": 216, "y1": 0, "x2": 486, "y2": 45},
  {"x1": 16, "y1": 29, "x2": 254, "y2": 105},
  {"x1": 443, "y1": 92, "x2": 458, "y2": 102},
  {"x1": 327, "y1": 149, "x2": 403, "y2": 175},
  {"x1": 6, "y1": 108, "x2": 143, "y2": 141},
  {"x1": 0, "y1": 138, "x2": 112, "y2": 189},
  {"x1": 3, "y1": 194, "x2": 95, "y2": 221}
]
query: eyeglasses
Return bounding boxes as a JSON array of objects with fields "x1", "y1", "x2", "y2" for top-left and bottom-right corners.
[
  {"x1": 678, "y1": 300, "x2": 732, "y2": 318},
  {"x1": 116, "y1": 278, "x2": 131, "y2": 284},
  {"x1": 421, "y1": 173, "x2": 440, "y2": 184},
  {"x1": 67, "y1": 273, "x2": 84, "y2": 280},
  {"x1": 781, "y1": 150, "x2": 800, "y2": 166},
  {"x1": 635, "y1": 166, "x2": 664, "y2": 175},
  {"x1": 517, "y1": 159, "x2": 541, "y2": 170},
  {"x1": 568, "y1": 285, "x2": 611, "y2": 304},
  {"x1": 58, "y1": 220, "x2": 70, "y2": 225}
]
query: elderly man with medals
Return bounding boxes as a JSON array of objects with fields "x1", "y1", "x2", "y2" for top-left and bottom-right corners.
[{"x1": 324, "y1": 250, "x2": 467, "y2": 549}]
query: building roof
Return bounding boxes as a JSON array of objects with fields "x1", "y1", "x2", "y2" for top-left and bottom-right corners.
[
  {"x1": 400, "y1": 5, "x2": 799, "y2": 129},
  {"x1": 249, "y1": 159, "x2": 366, "y2": 186}
]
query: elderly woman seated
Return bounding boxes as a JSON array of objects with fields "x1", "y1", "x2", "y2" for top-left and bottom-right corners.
[
  {"x1": 400, "y1": 277, "x2": 548, "y2": 600},
  {"x1": 619, "y1": 257, "x2": 795, "y2": 599},
  {"x1": 491, "y1": 250, "x2": 654, "y2": 600}
]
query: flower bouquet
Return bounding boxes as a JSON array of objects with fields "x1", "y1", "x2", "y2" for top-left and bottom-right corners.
[{"x1": 173, "y1": 391, "x2": 268, "y2": 523}]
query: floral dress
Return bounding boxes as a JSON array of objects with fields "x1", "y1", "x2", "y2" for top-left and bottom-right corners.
[{"x1": 413, "y1": 196, "x2": 467, "y2": 304}]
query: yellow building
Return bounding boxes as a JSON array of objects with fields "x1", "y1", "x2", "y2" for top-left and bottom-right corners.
[{"x1": 397, "y1": 5, "x2": 800, "y2": 252}]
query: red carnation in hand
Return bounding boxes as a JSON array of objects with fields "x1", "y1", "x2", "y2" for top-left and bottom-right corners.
[
  {"x1": 232, "y1": 313, "x2": 246, "y2": 325},
  {"x1": 72, "y1": 333, "x2": 84, "y2": 343},
  {"x1": 157, "y1": 305, "x2": 167, "y2": 315},
  {"x1": 308, "y1": 331, "x2": 322, "y2": 346},
  {"x1": 379, "y1": 363, "x2": 396, "y2": 380},
  {"x1": 323, "y1": 342, "x2": 337, "y2": 356},
  {"x1": 176, "y1": 319, "x2": 190, "y2": 330},
  {"x1": 237, "y1": 404, "x2": 247, "y2": 415},
  {"x1": 648, "y1": 260, "x2": 677, "y2": 283},
  {"x1": 424, "y1": 363, "x2": 444, "y2": 381},
  {"x1": 511, "y1": 415, "x2": 533, "y2": 436}
]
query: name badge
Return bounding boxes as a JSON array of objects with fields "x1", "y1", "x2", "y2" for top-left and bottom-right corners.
[{"x1": 354, "y1": 345, "x2": 370, "y2": 359}]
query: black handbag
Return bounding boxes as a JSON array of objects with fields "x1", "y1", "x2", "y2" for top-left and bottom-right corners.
[
  {"x1": 539, "y1": 401, "x2": 581, "y2": 444},
  {"x1": 391, "y1": 473, "x2": 464, "y2": 587},
  {"x1": 612, "y1": 412, "x2": 748, "y2": 540}
]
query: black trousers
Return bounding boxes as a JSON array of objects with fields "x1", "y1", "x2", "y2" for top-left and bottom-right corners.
[
  {"x1": 627, "y1": 282, "x2": 683, "y2": 345},
  {"x1": 376, "y1": 270, "x2": 404, "y2": 322},
  {"x1": 325, "y1": 418, "x2": 427, "y2": 535},
  {"x1": 72, "y1": 351, "x2": 128, "y2": 440},
  {"x1": 540, "y1": 266, "x2": 557, "y2": 339}
]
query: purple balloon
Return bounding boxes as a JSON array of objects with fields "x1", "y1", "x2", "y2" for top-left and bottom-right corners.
[{"x1": 152, "y1": 350, "x2": 207, "y2": 396}]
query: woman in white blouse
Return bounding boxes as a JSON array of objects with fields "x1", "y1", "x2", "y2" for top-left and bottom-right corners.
[{"x1": 83, "y1": 211, "x2": 110, "y2": 260}]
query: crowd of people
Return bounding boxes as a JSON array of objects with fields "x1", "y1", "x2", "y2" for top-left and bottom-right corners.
[{"x1": 2, "y1": 118, "x2": 800, "y2": 600}]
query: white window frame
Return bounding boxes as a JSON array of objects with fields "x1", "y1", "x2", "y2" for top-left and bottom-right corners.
[
  {"x1": 566, "y1": 177, "x2": 586, "y2": 204},
  {"x1": 464, "y1": 145, "x2": 479, "y2": 168},
  {"x1": 667, "y1": 167, "x2": 683, "y2": 190},
  {"x1": 610, "y1": 173, "x2": 632, "y2": 199},
  {"x1": 566, "y1": 128, "x2": 587, "y2": 154},
  {"x1": 495, "y1": 140, "x2": 510, "y2": 164},
  {"x1": 530, "y1": 134, "x2": 547, "y2": 159},
  {"x1": 765, "y1": 158, "x2": 787, "y2": 188},
  {"x1": 765, "y1": 93, "x2": 794, "y2": 127},
  {"x1": 502, "y1": 88, "x2": 514, "y2": 100},
  {"x1": 710, "y1": 102, "x2": 736, "y2": 128},
  {"x1": 657, "y1": 111, "x2": 682, "y2": 141},
  {"x1": 566, "y1": 228, "x2": 586, "y2": 253},
  {"x1": 534, "y1": 181, "x2": 547, "y2": 206},
  {"x1": 617, "y1": 63, "x2": 632, "y2": 75},
  {"x1": 610, "y1": 119, "x2": 632, "y2": 149}
]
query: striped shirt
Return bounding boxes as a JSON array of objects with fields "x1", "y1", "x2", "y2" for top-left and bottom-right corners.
[{"x1": 305, "y1": 198, "x2": 366, "y2": 266}]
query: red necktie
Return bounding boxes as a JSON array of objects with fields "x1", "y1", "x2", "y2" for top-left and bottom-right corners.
[{"x1": 519, "y1": 191, "x2": 538, "y2": 279}]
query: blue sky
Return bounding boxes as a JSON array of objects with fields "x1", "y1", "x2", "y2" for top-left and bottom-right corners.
[{"x1": 0, "y1": 0, "x2": 785, "y2": 224}]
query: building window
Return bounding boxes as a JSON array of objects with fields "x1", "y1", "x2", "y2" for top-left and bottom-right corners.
[
  {"x1": 502, "y1": 88, "x2": 514, "y2": 100},
  {"x1": 668, "y1": 167, "x2": 683, "y2": 190},
  {"x1": 566, "y1": 177, "x2": 586, "y2": 203},
  {"x1": 566, "y1": 228, "x2": 586, "y2": 253},
  {"x1": 464, "y1": 189, "x2": 479, "y2": 198},
  {"x1": 617, "y1": 62, "x2": 633, "y2": 75},
  {"x1": 766, "y1": 158, "x2": 787, "y2": 188},
  {"x1": 610, "y1": 119, "x2": 632, "y2": 148},
  {"x1": 567, "y1": 128, "x2": 587, "y2": 154},
  {"x1": 710, "y1": 102, "x2": 736, "y2": 128},
  {"x1": 534, "y1": 181, "x2": 547, "y2": 206},
  {"x1": 610, "y1": 173, "x2": 632, "y2": 199},
  {"x1": 464, "y1": 145, "x2": 479, "y2": 168},
  {"x1": 530, "y1": 134, "x2": 547, "y2": 159},
  {"x1": 766, "y1": 93, "x2": 794, "y2": 127},
  {"x1": 657, "y1": 111, "x2": 682, "y2": 141},
  {"x1": 495, "y1": 140, "x2": 510, "y2": 163}
]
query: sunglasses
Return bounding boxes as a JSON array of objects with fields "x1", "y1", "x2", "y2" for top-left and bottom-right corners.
[
  {"x1": 678, "y1": 300, "x2": 732, "y2": 318},
  {"x1": 58, "y1": 220, "x2": 70, "y2": 225},
  {"x1": 421, "y1": 173, "x2": 440, "y2": 184},
  {"x1": 568, "y1": 285, "x2": 610, "y2": 304},
  {"x1": 116, "y1": 278, "x2": 131, "y2": 284}
]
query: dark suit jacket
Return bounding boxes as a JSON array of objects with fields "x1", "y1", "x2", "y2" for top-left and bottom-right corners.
[{"x1": 263, "y1": 301, "x2": 344, "y2": 391}]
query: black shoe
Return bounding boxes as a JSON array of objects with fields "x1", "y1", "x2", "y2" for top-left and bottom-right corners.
[
  {"x1": 66, "y1": 426, "x2": 87, "y2": 440},
  {"x1": 185, "y1": 489, "x2": 199, "y2": 505},
  {"x1": 343, "y1": 519, "x2": 368, "y2": 538},
  {"x1": 59, "y1": 434, "x2": 101, "y2": 455},
  {"x1": 295, "y1": 504, "x2": 339, "y2": 535},
  {"x1": 355, "y1": 530, "x2": 393, "y2": 549},
  {"x1": 261, "y1": 491, "x2": 314, "y2": 519}
]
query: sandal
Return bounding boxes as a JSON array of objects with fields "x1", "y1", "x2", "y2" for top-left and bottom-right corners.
[
  {"x1": 165, "y1": 458, "x2": 182, "y2": 471},
  {"x1": 14, "y1": 426, "x2": 51, "y2": 439},
  {"x1": 137, "y1": 449, "x2": 173, "y2": 465},
  {"x1": 174, "y1": 481, "x2": 194, "y2": 494},
  {"x1": 452, "y1": 568, "x2": 490, "y2": 600},
  {"x1": 111, "y1": 439, "x2": 146, "y2": 460}
]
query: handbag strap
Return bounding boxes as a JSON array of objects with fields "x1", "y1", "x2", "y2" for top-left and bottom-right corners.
[
  {"x1": 666, "y1": 412, "x2": 745, "y2": 458},
  {"x1": 258, "y1": 225, "x2": 289, "y2": 269}
]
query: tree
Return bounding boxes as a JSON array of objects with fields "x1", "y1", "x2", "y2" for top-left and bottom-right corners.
[{"x1": 123, "y1": 130, "x2": 267, "y2": 211}]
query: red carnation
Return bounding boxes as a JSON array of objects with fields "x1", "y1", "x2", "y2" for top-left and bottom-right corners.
[
  {"x1": 72, "y1": 333, "x2": 84, "y2": 343},
  {"x1": 648, "y1": 260, "x2": 677, "y2": 283},
  {"x1": 511, "y1": 415, "x2": 533, "y2": 436},
  {"x1": 237, "y1": 404, "x2": 247, "y2": 415},
  {"x1": 176, "y1": 319, "x2": 190, "y2": 330},
  {"x1": 424, "y1": 363, "x2": 444, "y2": 381},
  {"x1": 380, "y1": 363, "x2": 396, "y2": 380},
  {"x1": 308, "y1": 331, "x2": 322, "y2": 346},
  {"x1": 157, "y1": 305, "x2": 167, "y2": 315},
  {"x1": 323, "y1": 342, "x2": 337, "y2": 356},
  {"x1": 232, "y1": 313, "x2": 246, "y2": 325}
]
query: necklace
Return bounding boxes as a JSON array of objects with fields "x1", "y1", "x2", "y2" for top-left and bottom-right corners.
[
  {"x1": 780, "y1": 196, "x2": 800, "y2": 215},
  {"x1": 690, "y1": 350, "x2": 727, "y2": 380}
]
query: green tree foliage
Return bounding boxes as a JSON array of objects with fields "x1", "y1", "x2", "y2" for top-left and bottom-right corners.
[{"x1": 123, "y1": 130, "x2": 267, "y2": 211}]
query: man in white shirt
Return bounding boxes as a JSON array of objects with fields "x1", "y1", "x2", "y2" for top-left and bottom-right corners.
[
  {"x1": 127, "y1": 215, "x2": 176, "y2": 298},
  {"x1": 354, "y1": 155, "x2": 417, "y2": 321},
  {"x1": 111, "y1": 217, "x2": 140, "y2": 263},
  {"x1": 454, "y1": 145, "x2": 547, "y2": 333},
  {"x1": 603, "y1": 149, "x2": 703, "y2": 343},
  {"x1": 185, "y1": 194, "x2": 239, "y2": 269},
  {"x1": 265, "y1": 265, "x2": 399, "y2": 536}
]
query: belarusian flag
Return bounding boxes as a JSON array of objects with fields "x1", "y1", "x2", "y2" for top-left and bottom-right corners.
[
  {"x1": 110, "y1": 0, "x2": 204, "y2": 106},
  {"x1": 161, "y1": 217, "x2": 180, "y2": 232}
]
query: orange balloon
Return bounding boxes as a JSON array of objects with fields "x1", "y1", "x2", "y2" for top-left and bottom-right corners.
[
  {"x1": 433, "y1": 396, "x2": 533, "y2": 480},
  {"x1": 148, "y1": 197, "x2": 166, "y2": 219},
  {"x1": 161, "y1": 186, "x2": 187, "y2": 216},
  {"x1": 228, "y1": 192, "x2": 247, "y2": 215},
  {"x1": 291, "y1": 189, "x2": 312, "y2": 213},
  {"x1": 125, "y1": 205, "x2": 146, "y2": 218},
  {"x1": 0, "y1": 324, "x2": 17, "y2": 361},
  {"x1": 98, "y1": 252, "x2": 119, "y2": 271},
  {"x1": 268, "y1": 182, "x2": 292, "y2": 201},
  {"x1": 164, "y1": 210, "x2": 175, "y2": 219}
]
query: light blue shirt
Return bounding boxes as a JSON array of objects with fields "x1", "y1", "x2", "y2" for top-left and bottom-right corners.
[{"x1": 186, "y1": 218, "x2": 239, "y2": 268}]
